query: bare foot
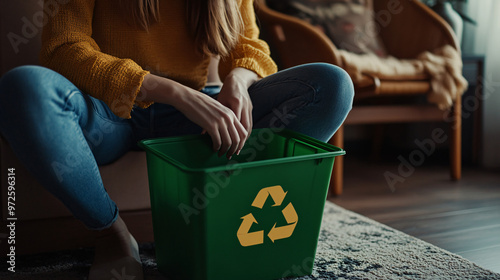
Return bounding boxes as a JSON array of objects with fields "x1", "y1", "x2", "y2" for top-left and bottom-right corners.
[{"x1": 88, "y1": 216, "x2": 143, "y2": 280}]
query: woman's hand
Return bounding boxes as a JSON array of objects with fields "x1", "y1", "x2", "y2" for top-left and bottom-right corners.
[
  {"x1": 176, "y1": 88, "x2": 248, "y2": 158},
  {"x1": 140, "y1": 73, "x2": 247, "y2": 158},
  {"x1": 217, "y1": 67, "x2": 259, "y2": 143}
]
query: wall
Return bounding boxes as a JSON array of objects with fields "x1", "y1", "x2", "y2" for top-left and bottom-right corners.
[
  {"x1": 0, "y1": 1, "x2": 43, "y2": 76},
  {"x1": 461, "y1": 1, "x2": 500, "y2": 168}
]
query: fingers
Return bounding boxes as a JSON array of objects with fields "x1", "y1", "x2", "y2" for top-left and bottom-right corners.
[
  {"x1": 218, "y1": 121, "x2": 237, "y2": 158},
  {"x1": 211, "y1": 100, "x2": 251, "y2": 158},
  {"x1": 217, "y1": 118, "x2": 247, "y2": 159},
  {"x1": 228, "y1": 107, "x2": 250, "y2": 158},
  {"x1": 206, "y1": 109, "x2": 247, "y2": 159},
  {"x1": 176, "y1": 87, "x2": 249, "y2": 158},
  {"x1": 228, "y1": 104, "x2": 251, "y2": 156},
  {"x1": 241, "y1": 105, "x2": 253, "y2": 143},
  {"x1": 233, "y1": 119, "x2": 248, "y2": 157},
  {"x1": 210, "y1": 130, "x2": 222, "y2": 152}
]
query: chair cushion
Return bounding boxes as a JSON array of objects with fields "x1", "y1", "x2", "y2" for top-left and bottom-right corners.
[
  {"x1": 267, "y1": 0, "x2": 387, "y2": 57},
  {"x1": 353, "y1": 76, "x2": 431, "y2": 100},
  {"x1": 377, "y1": 80, "x2": 431, "y2": 95}
]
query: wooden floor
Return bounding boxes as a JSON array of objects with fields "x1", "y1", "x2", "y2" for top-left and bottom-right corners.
[{"x1": 329, "y1": 154, "x2": 500, "y2": 273}]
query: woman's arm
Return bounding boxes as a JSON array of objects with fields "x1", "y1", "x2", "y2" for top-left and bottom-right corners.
[
  {"x1": 217, "y1": 67, "x2": 259, "y2": 142},
  {"x1": 39, "y1": 0, "x2": 150, "y2": 119},
  {"x1": 215, "y1": 0, "x2": 278, "y2": 143},
  {"x1": 140, "y1": 74, "x2": 247, "y2": 158},
  {"x1": 218, "y1": 0, "x2": 278, "y2": 81}
]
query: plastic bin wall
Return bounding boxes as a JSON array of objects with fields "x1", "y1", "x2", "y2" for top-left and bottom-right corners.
[{"x1": 139, "y1": 129, "x2": 345, "y2": 280}]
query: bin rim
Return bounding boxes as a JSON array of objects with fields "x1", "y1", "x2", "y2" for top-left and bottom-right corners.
[{"x1": 138, "y1": 129, "x2": 345, "y2": 173}]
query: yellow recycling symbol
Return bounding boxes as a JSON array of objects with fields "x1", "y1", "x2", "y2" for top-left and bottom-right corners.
[{"x1": 237, "y1": 185, "x2": 298, "y2": 247}]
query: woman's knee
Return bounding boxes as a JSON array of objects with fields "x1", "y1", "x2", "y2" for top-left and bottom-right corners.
[
  {"x1": 304, "y1": 63, "x2": 354, "y2": 112},
  {"x1": 1, "y1": 66, "x2": 56, "y2": 105},
  {"x1": 1, "y1": 66, "x2": 47, "y2": 93},
  {"x1": 312, "y1": 63, "x2": 353, "y2": 99},
  {"x1": 0, "y1": 65, "x2": 83, "y2": 116}
]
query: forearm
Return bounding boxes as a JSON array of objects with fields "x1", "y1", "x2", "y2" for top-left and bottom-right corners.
[
  {"x1": 139, "y1": 73, "x2": 188, "y2": 107},
  {"x1": 224, "y1": 67, "x2": 259, "y2": 89},
  {"x1": 141, "y1": 68, "x2": 258, "y2": 105},
  {"x1": 140, "y1": 73, "x2": 247, "y2": 156}
]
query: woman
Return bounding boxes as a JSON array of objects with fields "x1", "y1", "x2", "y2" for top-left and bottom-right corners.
[{"x1": 0, "y1": 0, "x2": 353, "y2": 279}]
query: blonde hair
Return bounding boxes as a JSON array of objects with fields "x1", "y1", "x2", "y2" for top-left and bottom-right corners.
[{"x1": 120, "y1": 0, "x2": 243, "y2": 57}]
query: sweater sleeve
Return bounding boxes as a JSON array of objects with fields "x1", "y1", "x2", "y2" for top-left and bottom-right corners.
[
  {"x1": 39, "y1": 0, "x2": 151, "y2": 119},
  {"x1": 219, "y1": 0, "x2": 278, "y2": 80}
]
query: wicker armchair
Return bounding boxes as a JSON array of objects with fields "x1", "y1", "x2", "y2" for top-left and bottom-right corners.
[{"x1": 254, "y1": 0, "x2": 462, "y2": 196}]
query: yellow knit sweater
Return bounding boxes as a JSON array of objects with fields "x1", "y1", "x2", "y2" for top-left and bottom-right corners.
[{"x1": 39, "y1": 0, "x2": 278, "y2": 119}]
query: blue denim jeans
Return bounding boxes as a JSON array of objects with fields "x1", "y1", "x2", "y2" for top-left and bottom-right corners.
[{"x1": 0, "y1": 63, "x2": 353, "y2": 230}]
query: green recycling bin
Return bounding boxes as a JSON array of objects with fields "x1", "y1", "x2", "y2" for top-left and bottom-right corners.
[{"x1": 139, "y1": 129, "x2": 345, "y2": 280}]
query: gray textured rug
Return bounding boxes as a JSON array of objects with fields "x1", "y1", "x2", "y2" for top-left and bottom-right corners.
[{"x1": 1, "y1": 202, "x2": 499, "y2": 280}]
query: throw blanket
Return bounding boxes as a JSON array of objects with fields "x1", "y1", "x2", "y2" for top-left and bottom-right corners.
[{"x1": 338, "y1": 45, "x2": 468, "y2": 110}]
